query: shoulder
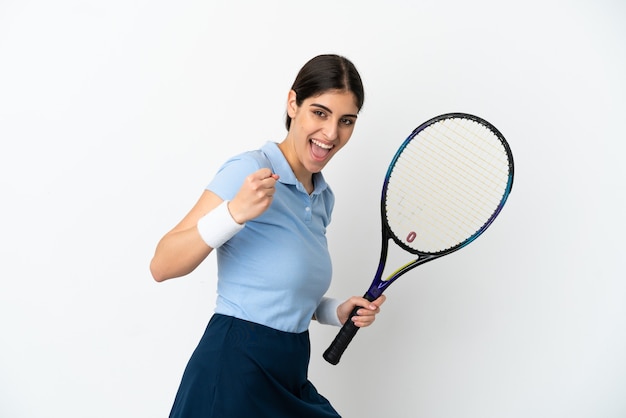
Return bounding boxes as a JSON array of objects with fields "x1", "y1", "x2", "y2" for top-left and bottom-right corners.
[
  {"x1": 219, "y1": 148, "x2": 271, "y2": 172},
  {"x1": 207, "y1": 148, "x2": 271, "y2": 200}
]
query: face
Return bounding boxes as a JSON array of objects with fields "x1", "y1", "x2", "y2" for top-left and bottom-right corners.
[{"x1": 281, "y1": 89, "x2": 359, "y2": 182}]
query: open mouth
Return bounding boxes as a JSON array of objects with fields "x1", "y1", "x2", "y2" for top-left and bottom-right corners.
[{"x1": 310, "y1": 139, "x2": 334, "y2": 160}]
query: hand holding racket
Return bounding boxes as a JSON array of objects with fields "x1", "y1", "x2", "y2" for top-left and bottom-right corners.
[{"x1": 323, "y1": 113, "x2": 514, "y2": 365}]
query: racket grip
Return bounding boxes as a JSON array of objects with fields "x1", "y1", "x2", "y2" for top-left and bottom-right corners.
[{"x1": 323, "y1": 306, "x2": 361, "y2": 365}]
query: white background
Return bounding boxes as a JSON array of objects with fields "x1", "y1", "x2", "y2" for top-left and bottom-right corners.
[{"x1": 1, "y1": 1, "x2": 625, "y2": 417}]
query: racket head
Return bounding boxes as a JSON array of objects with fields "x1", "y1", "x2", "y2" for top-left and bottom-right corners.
[
  {"x1": 324, "y1": 113, "x2": 514, "y2": 365},
  {"x1": 378, "y1": 113, "x2": 514, "y2": 283},
  {"x1": 381, "y1": 113, "x2": 514, "y2": 256}
]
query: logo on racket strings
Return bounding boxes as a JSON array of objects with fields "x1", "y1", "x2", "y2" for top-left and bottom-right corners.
[{"x1": 406, "y1": 231, "x2": 416, "y2": 243}]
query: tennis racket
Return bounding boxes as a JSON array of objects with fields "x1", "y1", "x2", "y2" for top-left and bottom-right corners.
[{"x1": 323, "y1": 112, "x2": 514, "y2": 365}]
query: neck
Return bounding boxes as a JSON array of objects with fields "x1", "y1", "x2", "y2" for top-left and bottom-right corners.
[{"x1": 278, "y1": 140, "x2": 314, "y2": 193}]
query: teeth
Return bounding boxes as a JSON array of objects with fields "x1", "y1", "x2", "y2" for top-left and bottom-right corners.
[{"x1": 311, "y1": 139, "x2": 333, "y2": 149}]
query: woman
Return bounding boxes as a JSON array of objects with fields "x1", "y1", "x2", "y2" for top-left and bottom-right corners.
[{"x1": 150, "y1": 54, "x2": 386, "y2": 418}]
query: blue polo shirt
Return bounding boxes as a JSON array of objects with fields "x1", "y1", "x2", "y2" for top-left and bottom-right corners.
[{"x1": 207, "y1": 142, "x2": 334, "y2": 333}]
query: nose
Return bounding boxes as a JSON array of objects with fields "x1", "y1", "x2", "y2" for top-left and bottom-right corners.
[{"x1": 322, "y1": 119, "x2": 338, "y2": 141}]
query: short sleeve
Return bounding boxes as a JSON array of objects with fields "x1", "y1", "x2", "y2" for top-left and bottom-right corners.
[{"x1": 207, "y1": 152, "x2": 269, "y2": 201}]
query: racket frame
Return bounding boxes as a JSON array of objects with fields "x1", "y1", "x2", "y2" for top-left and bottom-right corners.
[
  {"x1": 323, "y1": 112, "x2": 514, "y2": 365},
  {"x1": 368, "y1": 113, "x2": 514, "y2": 300}
]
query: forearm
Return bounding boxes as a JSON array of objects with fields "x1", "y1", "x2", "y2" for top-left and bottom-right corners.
[
  {"x1": 150, "y1": 227, "x2": 212, "y2": 282},
  {"x1": 150, "y1": 171, "x2": 276, "y2": 282},
  {"x1": 313, "y1": 297, "x2": 343, "y2": 326}
]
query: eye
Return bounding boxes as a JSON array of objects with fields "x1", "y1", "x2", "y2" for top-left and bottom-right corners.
[
  {"x1": 313, "y1": 109, "x2": 327, "y2": 118},
  {"x1": 340, "y1": 118, "x2": 355, "y2": 126}
]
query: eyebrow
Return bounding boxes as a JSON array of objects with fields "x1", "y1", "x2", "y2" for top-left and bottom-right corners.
[{"x1": 310, "y1": 103, "x2": 358, "y2": 119}]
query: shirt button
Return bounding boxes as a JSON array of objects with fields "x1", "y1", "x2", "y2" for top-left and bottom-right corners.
[{"x1": 305, "y1": 207, "x2": 311, "y2": 211}]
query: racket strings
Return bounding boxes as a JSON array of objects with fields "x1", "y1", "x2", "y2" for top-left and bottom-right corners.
[
  {"x1": 394, "y1": 145, "x2": 503, "y2": 223},
  {"x1": 400, "y1": 126, "x2": 507, "y2": 220},
  {"x1": 386, "y1": 117, "x2": 511, "y2": 253}
]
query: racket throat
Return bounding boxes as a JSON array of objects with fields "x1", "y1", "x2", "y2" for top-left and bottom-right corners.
[
  {"x1": 366, "y1": 280, "x2": 390, "y2": 300},
  {"x1": 366, "y1": 255, "x2": 435, "y2": 300}
]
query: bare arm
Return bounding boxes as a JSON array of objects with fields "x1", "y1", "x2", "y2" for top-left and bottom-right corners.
[
  {"x1": 149, "y1": 168, "x2": 279, "y2": 282},
  {"x1": 149, "y1": 190, "x2": 222, "y2": 282}
]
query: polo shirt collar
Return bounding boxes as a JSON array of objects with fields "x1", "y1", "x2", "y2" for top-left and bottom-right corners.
[{"x1": 261, "y1": 141, "x2": 328, "y2": 195}]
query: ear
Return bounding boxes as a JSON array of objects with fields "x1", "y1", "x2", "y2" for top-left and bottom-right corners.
[{"x1": 286, "y1": 89, "x2": 298, "y2": 119}]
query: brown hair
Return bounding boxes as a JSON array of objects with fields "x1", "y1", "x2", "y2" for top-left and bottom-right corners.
[{"x1": 285, "y1": 54, "x2": 365, "y2": 130}]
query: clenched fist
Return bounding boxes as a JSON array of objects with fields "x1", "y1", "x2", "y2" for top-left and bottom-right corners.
[{"x1": 228, "y1": 168, "x2": 280, "y2": 224}]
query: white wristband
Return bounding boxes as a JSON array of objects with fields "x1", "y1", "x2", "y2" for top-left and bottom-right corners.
[
  {"x1": 314, "y1": 297, "x2": 342, "y2": 327},
  {"x1": 197, "y1": 200, "x2": 245, "y2": 249}
]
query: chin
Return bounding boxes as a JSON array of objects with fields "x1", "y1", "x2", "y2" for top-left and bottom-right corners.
[{"x1": 308, "y1": 159, "x2": 330, "y2": 174}]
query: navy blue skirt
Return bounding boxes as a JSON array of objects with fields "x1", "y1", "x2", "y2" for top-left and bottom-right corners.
[{"x1": 169, "y1": 314, "x2": 341, "y2": 418}]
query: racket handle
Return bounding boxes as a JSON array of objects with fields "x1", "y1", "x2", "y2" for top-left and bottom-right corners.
[{"x1": 323, "y1": 306, "x2": 361, "y2": 365}]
